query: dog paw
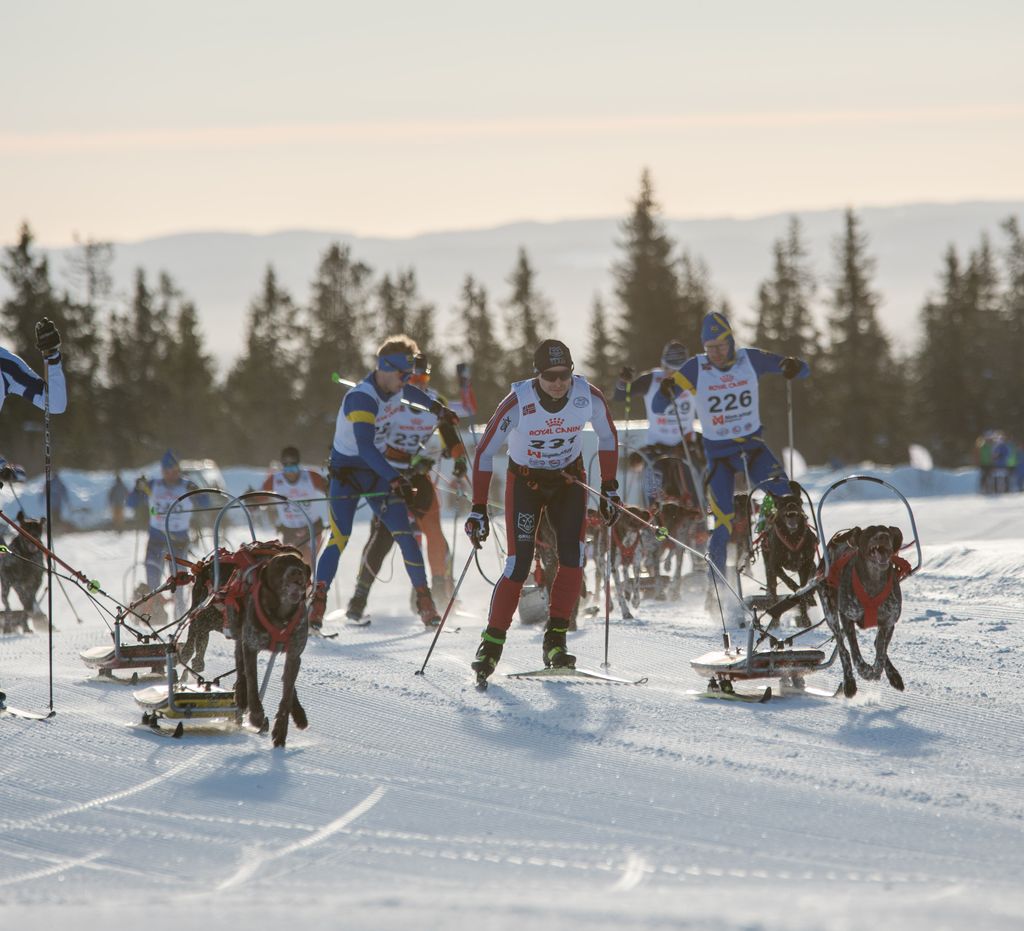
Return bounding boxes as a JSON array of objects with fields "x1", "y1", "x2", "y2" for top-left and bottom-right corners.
[
  {"x1": 272, "y1": 719, "x2": 288, "y2": 747},
  {"x1": 843, "y1": 678, "x2": 858, "y2": 699},
  {"x1": 887, "y1": 668, "x2": 905, "y2": 691},
  {"x1": 291, "y1": 703, "x2": 308, "y2": 729}
]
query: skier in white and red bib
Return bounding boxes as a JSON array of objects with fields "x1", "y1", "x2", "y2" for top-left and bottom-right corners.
[
  {"x1": 465, "y1": 339, "x2": 620, "y2": 683},
  {"x1": 259, "y1": 446, "x2": 328, "y2": 567}
]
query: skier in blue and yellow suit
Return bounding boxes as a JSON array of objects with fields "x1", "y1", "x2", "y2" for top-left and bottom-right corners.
[
  {"x1": 309, "y1": 334, "x2": 459, "y2": 630},
  {"x1": 652, "y1": 312, "x2": 809, "y2": 605}
]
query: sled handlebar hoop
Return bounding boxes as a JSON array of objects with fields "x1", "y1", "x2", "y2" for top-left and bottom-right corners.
[
  {"x1": 815, "y1": 474, "x2": 923, "y2": 575},
  {"x1": 164, "y1": 487, "x2": 257, "y2": 602},
  {"x1": 211, "y1": 491, "x2": 317, "y2": 591}
]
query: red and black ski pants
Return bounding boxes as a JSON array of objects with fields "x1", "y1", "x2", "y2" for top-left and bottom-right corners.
[{"x1": 486, "y1": 465, "x2": 586, "y2": 632}]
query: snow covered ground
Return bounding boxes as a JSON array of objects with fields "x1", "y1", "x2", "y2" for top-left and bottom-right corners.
[{"x1": 1, "y1": 486, "x2": 1022, "y2": 930}]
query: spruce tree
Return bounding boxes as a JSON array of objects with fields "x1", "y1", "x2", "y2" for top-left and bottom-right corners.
[
  {"x1": 301, "y1": 243, "x2": 373, "y2": 455},
  {"x1": 820, "y1": 209, "x2": 897, "y2": 463},
  {"x1": 751, "y1": 218, "x2": 820, "y2": 458},
  {"x1": 225, "y1": 266, "x2": 301, "y2": 464},
  {"x1": 998, "y1": 217, "x2": 1024, "y2": 434},
  {"x1": 502, "y1": 247, "x2": 553, "y2": 384},
  {"x1": 583, "y1": 295, "x2": 618, "y2": 395},
  {"x1": 162, "y1": 300, "x2": 220, "y2": 460},
  {"x1": 454, "y1": 275, "x2": 505, "y2": 418},
  {"x1": 612, "y1": 169, "x2": 683, "y2": 368},
  {"x1": 677, "y1": 250, "x2": 715, "y2": 349}
]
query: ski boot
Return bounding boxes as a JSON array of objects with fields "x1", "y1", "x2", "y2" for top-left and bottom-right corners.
[
  {"x1": 414, "y1": 586, "x2": 442, "y2": 627},
  {"x1": 308, "y1": 581, "x2": 328, "y2": 631},
  {"x1": 542, "y1": 618, "x2": 576, "y2": 669},
  {"x1": 471, "y1": 627, "x2": 505, "y2": 688},
  {"x1": 346, "y1": 584, "x2": 369, "y2": 623}
]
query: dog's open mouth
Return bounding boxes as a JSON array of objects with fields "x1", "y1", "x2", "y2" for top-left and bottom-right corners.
[{"x1": 867, "y1": 542, "x2": 892, "y2": 566}]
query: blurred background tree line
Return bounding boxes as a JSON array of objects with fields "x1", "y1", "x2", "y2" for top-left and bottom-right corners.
[{"x1": 3, "y1": 169, "x2": 1022, "y2": 470}]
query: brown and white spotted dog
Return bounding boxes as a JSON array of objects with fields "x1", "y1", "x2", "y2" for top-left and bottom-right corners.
[
  {"x1": 821, "y1": 525, "x2": 912, "y2": 698},
  {"x1": 762, "y1": 483, "x2": 818, "y2": 625},
  {"x1": 1, "y1": 512, "x2": 46, "y2": 628},
  {"x1": 228, "y1": 551, "x2": 312, "y2": 747}
]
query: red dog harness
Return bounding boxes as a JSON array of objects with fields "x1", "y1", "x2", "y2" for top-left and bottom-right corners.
[
  {"x1": 826, "y1": 549, "x2": 913, "y2": 629},
  {"x1": 248, "y1": 569, "x2": 306, "y2": 650}
]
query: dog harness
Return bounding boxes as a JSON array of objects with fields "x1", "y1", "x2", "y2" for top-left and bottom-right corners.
[
  {"x1": 825, "y1": 548, "x2": 913, "y2": 629},
  {"x1": 248, "y1": 568, "x2": 307, "y2": 651}
]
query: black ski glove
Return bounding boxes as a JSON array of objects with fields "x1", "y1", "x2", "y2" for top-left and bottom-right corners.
[
  {"x1": 659, "y1": 376, "x2": 677, "y2": 397},
  {"x1": 430, "y1": 400, "x2": 460, "y2": 425},
  {"x1": 389, "y1": 474, "x2": 417, "y2": 506},
  {"x1": 453, "y1": 457, "x2": 469, "y2": 479},
  {"x1": 600, "y1": 479, "x2": 622, "y2": 527},
  {"x1": 465, "y1": 504, "x2": 489, "y2": 547},
  {"x1": 35, "y1": 317, "x2": 61, "y2": 359},
  {"x1": 780, "y1": 357, "x2": 802, "y2": 380}
]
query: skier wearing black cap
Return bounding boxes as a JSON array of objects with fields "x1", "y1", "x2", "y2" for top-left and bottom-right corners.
[{"x1": 465, "y1": 339, "x2": 620, "y2": 683}]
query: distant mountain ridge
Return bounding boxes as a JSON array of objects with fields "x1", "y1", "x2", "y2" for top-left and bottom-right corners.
[{"x1": 23, "y1": 200, "x2": 1024, "y2": 371}]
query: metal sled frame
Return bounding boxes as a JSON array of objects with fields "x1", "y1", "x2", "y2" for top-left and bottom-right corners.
[{"x1": 132, "y1": 490, "x2": 266, "y2": 728}]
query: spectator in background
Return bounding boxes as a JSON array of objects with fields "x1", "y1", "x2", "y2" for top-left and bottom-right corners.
[
  {"x1": 975, "y1": 433, "x2": 994, "y2": 494},
  {"x1": 109, "y1": 473, "x2": 128, "y2": 533}
]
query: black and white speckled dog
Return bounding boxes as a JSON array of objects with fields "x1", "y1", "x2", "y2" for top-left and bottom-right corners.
[
  {"x1": 820, "y1": 525, "x2": 911, "y2": 698},
  {"x1": 1, "y1": 512, "x2": 46, "y2": 631}
]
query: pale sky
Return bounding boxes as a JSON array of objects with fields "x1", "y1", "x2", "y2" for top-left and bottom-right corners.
[{"x1": 2, "y1": 0, "x2": 1022, "y2": 245}]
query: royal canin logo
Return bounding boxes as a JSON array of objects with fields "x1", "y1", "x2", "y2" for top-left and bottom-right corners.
[
  {"x1": 522, "y1": 403, "x2": 536, "y2": 415},
  {"x1": 712, "y1": 414, "x2": 725, "y2": 425},
  {"x1": 546, "y1": 417, "x2": 565, "y2": 428},
  {"x1": 720, "y1": 373, "x2": 735, "y2": 383}
]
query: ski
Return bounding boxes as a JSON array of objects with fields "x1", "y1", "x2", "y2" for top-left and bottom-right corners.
[
  {"x1": 777, "y1": 681, "x2": 842, "y2": 699},
  {"x1": 0, "y1": 694, "x2": 53, "y2": 721},
  {"x1": 506, "y1": 667, "x2": 648, "y2": 685},
  {"x1": 345, "y1": 615, "x2": 372, "y2": 627},
  {"x1": 691, "y1": 684, "x2": 772, "y2": 703},
  {"x1": 310, "y1": 627, "x2": 341, "y2": 639}
]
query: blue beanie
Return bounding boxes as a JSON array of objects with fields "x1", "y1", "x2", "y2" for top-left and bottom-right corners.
[
  {"x1": 700, "y1": 312, "x2": 736, "y2": 366},
  {"x1": 161, "y1": 450, "x2": 179, "y2": 470}
]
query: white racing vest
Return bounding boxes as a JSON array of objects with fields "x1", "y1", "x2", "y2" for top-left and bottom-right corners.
[
  {"x1": 643, "y1": 367, "x2": 696, "y2": 445},
  {"x1": 147, "y1": 479, "x2": 193, "y2": 534},
  {"x1": 694, "y1": 349, "x2": 761, "y2": 441},
  {"x1": 506, "y1": 375, "x2": 592, "y2": 471},
  {"x1": 332, "y1": 377, "x2": 404, "y2": 457},
  {"x1": 384, "y1": 387, "x2": 440, "y2": 467},
  {"x1": 270, "y1": 470, "x2": 319, "y2": 529}
]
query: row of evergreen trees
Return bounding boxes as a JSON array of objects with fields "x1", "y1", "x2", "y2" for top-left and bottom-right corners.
[{"x1": 3, "y1": 171, "x2": 1022, "y2": 471}]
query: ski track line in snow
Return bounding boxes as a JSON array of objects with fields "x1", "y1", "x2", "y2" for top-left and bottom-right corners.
[
  {"x1": 0, "y1": 852, "x2": 104, "y2": 889},
  {"x1": 0, "y1": 749, "x2": 209, "y2": 833},
  {"x1": 216, "y1": 784, "x2": 388, "y2": 891}
]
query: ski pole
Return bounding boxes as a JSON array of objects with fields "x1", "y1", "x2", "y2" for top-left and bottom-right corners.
[
  {"x1": 786, "y1": 379, "x2": 795, "y2": 478},
  {"x1": 414, "y1": 548, "x2": 476, "y2": 676},
  {"x1": 622, "y1": 379, "x2": 632, "y2": 503},
  {"x1": 331, "y1": 371, "x2": 433, "y2": 414},
  {"x1": 41, "y1": 355, "x2": 56, "y2": 716},
  {"x1": 602, "y1": 523, "x2": 612, "y2": 669},
  {"x1": 669, "y1": 396, "x2": 707, "y2": 515},
  {"x1": 561, "y1": 471, "x2": 746, "y2": 609}
]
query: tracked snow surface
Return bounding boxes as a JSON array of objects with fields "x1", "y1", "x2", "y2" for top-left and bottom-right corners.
[{"x1": 1, "y1": 489, "x2": 1022, "y2": 930}]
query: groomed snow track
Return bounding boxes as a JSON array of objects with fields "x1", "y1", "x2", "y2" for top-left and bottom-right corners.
[{"x1": 1, "y1": 494, "x2": 1022, "y2": 930}]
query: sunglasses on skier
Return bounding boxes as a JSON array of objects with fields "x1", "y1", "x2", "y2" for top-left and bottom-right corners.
[
  {"x1": 379, "y1": 352, "x2": 415, "y2": 380},
  {"x1": 538, "y1": 368, "x2": 573, "y2": 383}
]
